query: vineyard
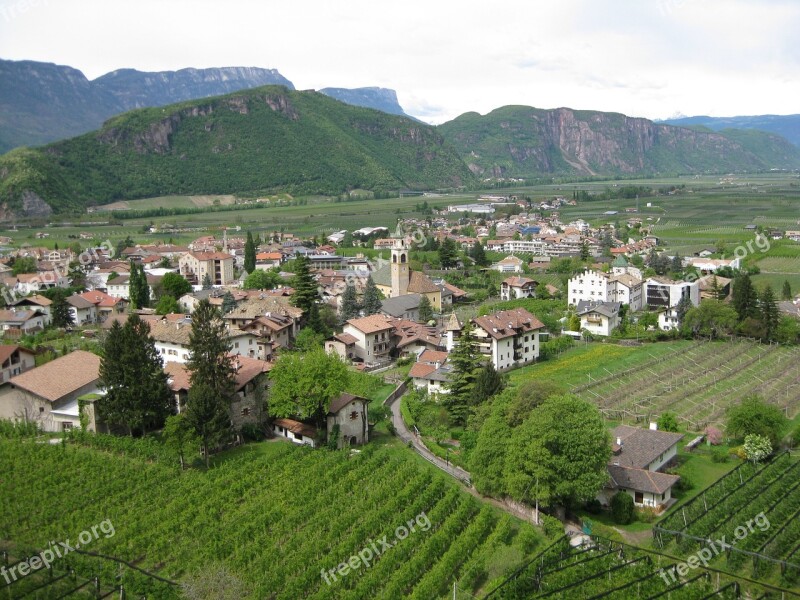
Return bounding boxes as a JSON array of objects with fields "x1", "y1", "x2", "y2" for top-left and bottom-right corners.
[
  {"x1": 570, "y1": 340, "x2": 800, "y2": 431},
  {"x1": 483, "y1": 536, "x2": 783, "y2": 599},
  {"x1": 0, "y1": 437, "x2": 544, "y2": 599},
  {"x1": 655, "y1": 451, "x2": 800, "y2": 586}
]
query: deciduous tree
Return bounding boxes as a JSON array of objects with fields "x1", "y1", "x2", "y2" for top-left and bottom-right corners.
[
  {"x1": 726, "y1": 395, "x2": 787, "y2": 446},
  {"x1": 504, "y1": 395, "x2": 611, "y2": 510},
  {"x1": 269, "y1": 348, "x2": 348, "y2": 428}
]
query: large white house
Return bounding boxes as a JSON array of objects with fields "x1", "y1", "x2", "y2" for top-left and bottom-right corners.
[
  {"x1": 568, "y1": 269, "x2": 643, "y2": 312},
  {"x1": 341, "y1": 314, "x2": 395, "y2": 364},
  {"x1": 179, "y1": 251, "x2": 235, "y2": 286},
  {"x1": 642, "y1": 277, "x2": 700, "y2": 331},
  {"x1": 472, "y1": 307, "x2": 546, "y2": 371}
]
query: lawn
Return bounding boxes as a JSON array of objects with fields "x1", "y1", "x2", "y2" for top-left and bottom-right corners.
[{"x1": 506, "y1": 340, "x2": 693, "y2": 392}]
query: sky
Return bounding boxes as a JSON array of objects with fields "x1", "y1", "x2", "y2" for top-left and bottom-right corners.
[{"x1": 1, "y1": 0, "x2": 798, "y2": 124}]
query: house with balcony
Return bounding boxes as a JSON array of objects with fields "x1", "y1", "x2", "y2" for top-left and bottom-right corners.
[
  {"x1": 568, "y1": 269, "x2": 643, "y2": 311},
  {"x1": 179, "y1": 251, "x2": 235, "y2": 286},
  {"x1": 342, "y1": 314, "x2": 396, "y2": 364},
  {"x1": 0, "y1": 345, "x2": 36, "y2": 384},
  {"x1": 500, "y1": 276, "x2": 538, "y2": 301},
  {"x1": 0, "y1": 309, "x2": 46, "y2": 336},
  {"x1": 576, "y1": 300, "x2": 622, "y2": 337},
  {"x1": 643, "y1": 277, "x2": 700, "y2": 330},
  {"x1": 471, "y1": 307, "x2": 546, "y2": 371}
]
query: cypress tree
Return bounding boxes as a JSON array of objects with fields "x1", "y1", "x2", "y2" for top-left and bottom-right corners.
[
  {"x1": 445, "y1": 321, "x2": 481, "y2": 425},
  {"x1": 782, "y1": 280, "x2": 792, "y2": 301},
  {"x1": 185, "y1": 299, "x2": 235, "y2": 462},
  {"x1": 291, "y1": 255, "x2": 318, "y2": 314},
  {"x1": 99, "y1": 315, "x2": 171, "y2": 435},
  {"x1": 244, "y1": 231, "x2": 256, "y2": 274},
  {"x1": 418, "y1": 294, "x2": 434, "y2": 323},
  {"x1": 760, "y1": 285, "x2": 780, "y2": 341},
  {"x1": 732, "y1": 273, "x2": 758, "y2": 321}
]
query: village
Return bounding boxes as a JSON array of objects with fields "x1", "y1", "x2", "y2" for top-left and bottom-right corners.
[{"x1": 2, "y1": 191, "x2": 796, "y2": 515}]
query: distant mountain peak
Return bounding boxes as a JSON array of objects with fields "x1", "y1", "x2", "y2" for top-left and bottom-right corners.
[{"x1": 319, "y1": 86, "x2": 416, "y2": 120}]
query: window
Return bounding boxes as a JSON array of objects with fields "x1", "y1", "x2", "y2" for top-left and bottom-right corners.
[
  {"x1": 349, "y1": 411, "x2": 359, "y2": 420},
  {"x1": 293, "y1": 432, "x2": 302, "y2": 440},
  {"x1": 241, "y1": 407, "x2": 250, "y2": 417},
  {"x1": 62, "y1": 422, "x2": 73, "y2": 431}
]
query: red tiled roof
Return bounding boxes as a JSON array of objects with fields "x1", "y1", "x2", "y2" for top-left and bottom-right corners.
[
  {"x1": 10, "y1": 350, "x2": 100, "y2": 402},
  {"x1": 409, "y1": 363, "x2": 437, "y2": 379},
  {"x1": 346, "y1": 314, "x2": 394, "y2": 334},
  {"x1": 473, "y1": 307, "x2": 545, "y2": 340}
]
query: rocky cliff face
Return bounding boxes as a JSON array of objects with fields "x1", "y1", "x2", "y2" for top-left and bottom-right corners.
[
  {"x1": 94, "y1": 66, "x2": 295, "y2": 110},
  {"x1": 319, "y1": 87, "x2": 412, "y2": 118},
  {"x1": 0, "y1": 60, "x2": 295, "y2": 153},
  {"x1": 439, "y1": 106, "x2": 800, "y2": 177}
]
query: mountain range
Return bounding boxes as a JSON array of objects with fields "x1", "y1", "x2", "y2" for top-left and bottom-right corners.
[
  {"x1": 440, "y1": 106, "x2": 800, "y2": 179},
  {"x1": 0, "y1": 59, "x2": 411, "y2": 154},
  {"x1": 1, "y1": 60, "x2": 800, "y2": 220},
  {"x1": 661, "y1": 114, "x2": 800, "y2": 148}
]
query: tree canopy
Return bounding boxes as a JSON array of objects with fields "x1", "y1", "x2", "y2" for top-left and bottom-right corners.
[
  {"x1": 99, "y1": 314, "x2": 172, "y2": 436},
  {"x1": 726, "y1": 395, "x2": 788, "y2": 446},
  {"x1": 268, "y1": 348, "x2": 348, "y2": 429},
  {"x1": 504, "y1": 395, "x2": 611, "y2": 509}
]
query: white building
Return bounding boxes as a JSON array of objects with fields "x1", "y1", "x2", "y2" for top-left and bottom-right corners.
[
  {"x1": 643, "y1": 277, "x2": 700, "y2": 310},
  {"x1": 599, "y1": 425, "x2": 684, "y2": 508},
  {"x1": 341, "y1": 314, "x2": 395, "y2": 364},
  {"x1": 500, "y1": 276, "x2": 538, "y2": 301},
  {"x1": 568, "y1": 269, "x2": 643, "y2": 311},
  {"x1": 490, "y1": 256, "x2": 524, "y2": 273},
  {"x1": 472, "y1": 307, "x2": 546, "y2": 371}
]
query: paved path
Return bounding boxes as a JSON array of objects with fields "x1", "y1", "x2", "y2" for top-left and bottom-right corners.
[{"x1": 387, "y1": 394, "x2": 472, "y2": 485}]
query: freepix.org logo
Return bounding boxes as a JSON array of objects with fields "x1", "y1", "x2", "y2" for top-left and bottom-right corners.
[
  {"x1": 658, "y1": 512, "x2": 770, "y2": 584},
  {"x1": 0, "y1": 519, "x2": 115, "y2": 584},
  {"x1": 321, "y1": 511, "x2": 431, "y2": 585}
]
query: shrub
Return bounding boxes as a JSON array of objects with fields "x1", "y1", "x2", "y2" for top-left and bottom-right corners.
[
  {"x1": 584, "y1": 499, "x2": 603, "y2": 515},
  {"x1": 540, "y1": 514, "x2": 565, "y2": 539},
  {"x1": 711, "y1": 446, "x2": 730, "y2": 463},
  {"x1": 611, "y1": 492, "x2": 635, "y2": 524},
  {"x1": 240, "y1": 423, "x2": 265, "y2": 442},
  {"x1": 636, "y1": 506, "x2": 659, "y2": 523},
  {"x1": 705, "y1": 426, "x2": 723, "y2": 445}
]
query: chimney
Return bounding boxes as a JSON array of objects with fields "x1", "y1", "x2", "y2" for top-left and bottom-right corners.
[
  {"x1": 649, "y1": 422, "x2": 658, "y2": 431},
  {"x1": 616, "y1": 437, "x2": 622, "y2": 446}
]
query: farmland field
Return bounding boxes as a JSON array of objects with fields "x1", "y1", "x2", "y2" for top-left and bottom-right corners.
[
  {"x1": 0, "y1": 436, "x2": 545, "y2": 600},
  {"x1": 569, "y1": 340, "x2": 800, "y2": 431},
  {"x1": 656, "y1": 451, "x2": 800, "y2": 586},
  {"x1": 486, "y1": 535, "x2": 783, "y2": 599}
]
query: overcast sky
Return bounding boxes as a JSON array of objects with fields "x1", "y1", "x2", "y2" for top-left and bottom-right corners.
[{"x1": 1, "y1": 0, "x2": 798, "y2": 124}]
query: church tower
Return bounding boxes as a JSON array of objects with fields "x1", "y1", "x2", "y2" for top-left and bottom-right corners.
[{"x1": 391, "y1": 238, "x2": 410, "y2": 298}]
